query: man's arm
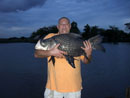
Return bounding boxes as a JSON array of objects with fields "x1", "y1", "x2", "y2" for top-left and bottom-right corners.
[
  {"x1": 34, "y1": 49, "x2": 51, "y2": 58},
  {"x1": 81, "y1": 55, "x2": 92, "y2": 64},
  {"x1": 81, "y1": 40, "x2": 92, "y2": 64}
]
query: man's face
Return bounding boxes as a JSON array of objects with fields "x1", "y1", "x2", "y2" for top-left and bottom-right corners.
[{"x1": 57, "y1": 18, "x2": 71, "y2": 34}]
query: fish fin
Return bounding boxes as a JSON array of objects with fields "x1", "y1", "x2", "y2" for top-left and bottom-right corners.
[
  {"x1": 88, "y1": 35, "x2": 106, "y2": 52},
  {"x1": 69, "y1": 33, "x2": 82, "y2": 38},
  {"x1": 64, "y1": 55, "x2": 76, "y2": 68},
  {"x1": 48, "y1": 56, "x2": 55, "y2": 66}
]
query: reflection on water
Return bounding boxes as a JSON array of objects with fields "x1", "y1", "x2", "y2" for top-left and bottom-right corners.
[{"x1": 0, "y1": 43, "x2": 130, "y2": 98}]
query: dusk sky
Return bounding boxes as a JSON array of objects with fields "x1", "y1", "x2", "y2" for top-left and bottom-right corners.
[{"x1": 0, "y1": 0, "x2": 130, "y2": 38}]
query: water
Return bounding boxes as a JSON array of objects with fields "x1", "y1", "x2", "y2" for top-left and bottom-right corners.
[{"x1": 0, "y1": 43, "x2": 130, "y2": 98}]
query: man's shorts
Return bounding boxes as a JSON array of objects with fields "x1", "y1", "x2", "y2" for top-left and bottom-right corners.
[{"x1": 44, "y1": 88, "x2": 81, "y2": 98}]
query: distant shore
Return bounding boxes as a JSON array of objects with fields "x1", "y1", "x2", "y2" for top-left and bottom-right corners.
[
  {"x1": 0, "y1": 36, "x2": 130, "y2": 44},
  {"x1": 0, "y1": 37, "x2": 37, "y2": 43},
  {"x1": 1, "y1": 24, "x2": 130, "y2": 44}
]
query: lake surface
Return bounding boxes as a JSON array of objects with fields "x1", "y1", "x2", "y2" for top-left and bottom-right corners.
[{"x1": 0, "y1": 43, "x2": 130, "y2": 98}]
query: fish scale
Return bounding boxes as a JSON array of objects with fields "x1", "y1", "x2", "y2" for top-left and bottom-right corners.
[{"x1": 53, "y1": 34, "x2": 84, "y2": 56}]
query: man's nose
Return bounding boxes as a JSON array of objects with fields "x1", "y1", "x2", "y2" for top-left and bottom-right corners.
[{"x1": 62, "y1": 24, "x2": 66, "y2": 28}]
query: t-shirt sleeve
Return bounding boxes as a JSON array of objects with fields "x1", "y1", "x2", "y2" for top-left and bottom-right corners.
[{"x1": 80, "y1": 55, "x2": 85, "y2": 61}]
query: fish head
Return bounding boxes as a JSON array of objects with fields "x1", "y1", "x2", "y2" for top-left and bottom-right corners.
[{"x1": 40, "y1": 38, "x2": 56, "y2": 50}]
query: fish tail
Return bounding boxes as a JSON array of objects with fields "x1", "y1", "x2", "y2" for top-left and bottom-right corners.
[
  {"x1": 88, "y1": 35, "x2": 106, "y2": 52},
  {"x1": 93, "y1": 44, "x2": 106, "y2": 52}
]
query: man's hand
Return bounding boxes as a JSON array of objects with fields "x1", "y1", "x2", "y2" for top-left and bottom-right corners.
[
  {"x1": 50, "y1": 43, "x2": 67, "y2": 58},
  {"x1": 81, "y1": 40, "x2": 92, "y2": 57}
]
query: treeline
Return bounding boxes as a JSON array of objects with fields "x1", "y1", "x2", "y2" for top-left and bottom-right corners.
[
  {"x1": 0, "y1": 37, "x2": 35, "y2": 43},
  {"x1": 30, "y1": 21, "x2": 130, "y2": 43},
  {"x1": 0, "y1": 21, "x2": 130, "y2": 43}
]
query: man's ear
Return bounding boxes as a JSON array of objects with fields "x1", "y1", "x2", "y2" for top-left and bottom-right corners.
[
  {"x1": 69, "y1": 24, "x2": 71, "y2": 29},
  {"x1": 57, "y1": 25, "x2": 59, "y2": 29}
]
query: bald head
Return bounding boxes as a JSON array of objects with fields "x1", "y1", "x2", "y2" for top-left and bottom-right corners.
[
  {"x1": 58, "y1": 17, "x2": 70, "y2": 24},
  {"x1": 57, "y1": 17, "x2": 71, "y2": 34}
]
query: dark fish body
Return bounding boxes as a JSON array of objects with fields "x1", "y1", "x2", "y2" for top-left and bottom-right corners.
[
  {"x1": 40, "y1": 33, "x2": 105, "y2": 68},
  {"x1": 52, "y1": 34, "x2": 84, "y2": 57}
]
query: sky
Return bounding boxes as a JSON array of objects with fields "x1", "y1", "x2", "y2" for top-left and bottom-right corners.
[{"x1": 0, "y1": 0, "x2": 130, "y2": 38}]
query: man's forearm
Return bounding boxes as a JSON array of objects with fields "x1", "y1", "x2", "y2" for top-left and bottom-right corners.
[
  {"x1": 83, "y1": 55, "x2": 92, "y2": 64},
  {"x1": 34, "y1": 50, "x2": 51, "y2": 58}
]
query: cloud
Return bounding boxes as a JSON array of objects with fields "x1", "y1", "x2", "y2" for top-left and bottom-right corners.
[
  {"x1": 0, "y1": 0, "x2": 130, "y2": 38},
  {"x1": 0, "y1": 25, "x2": 33, "y2": 38},
  {"x1": 0, "y1": 0, "x2": 47, "y2": 13}
]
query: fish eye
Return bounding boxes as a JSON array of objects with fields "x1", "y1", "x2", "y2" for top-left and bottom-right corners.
[
  {"x1": 40, "y1": 40, "x2": 47, "y2": 47},
  {"x1": 42, "y1": 43, "x2": 45, "y2": 46}
]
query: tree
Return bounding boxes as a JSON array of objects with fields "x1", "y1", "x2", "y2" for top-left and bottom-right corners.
[
  {"x1": 30, "y1": 25, "x2": 58, "y2": 40},
  {"x1": 82, "y1": 24, "x2": 91, "y2": 39},
  {"x1": 91, "y1": 25, "x2": 99, "y2": 36},
  {"x1": 83, "y1": 24, "x2": 91, "y2": 33},
  {"x1": 70, "y1": 21, "x2": 80, "y2": 34},
  {"x1": 125, "y1": 22, "x2": 130, "y2": 33},
  {"x1": 125, "y1": 22, "x2": 130, "y2": 29}
]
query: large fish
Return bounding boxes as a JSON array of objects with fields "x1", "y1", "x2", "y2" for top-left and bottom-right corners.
[{"x1": 40, "y1": 33, "x2": 105, "y2": 68}]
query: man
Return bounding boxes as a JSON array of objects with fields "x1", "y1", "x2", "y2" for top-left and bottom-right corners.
[{"x1": 34, "y1": 17, "x2": 92, "y2": 98}]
